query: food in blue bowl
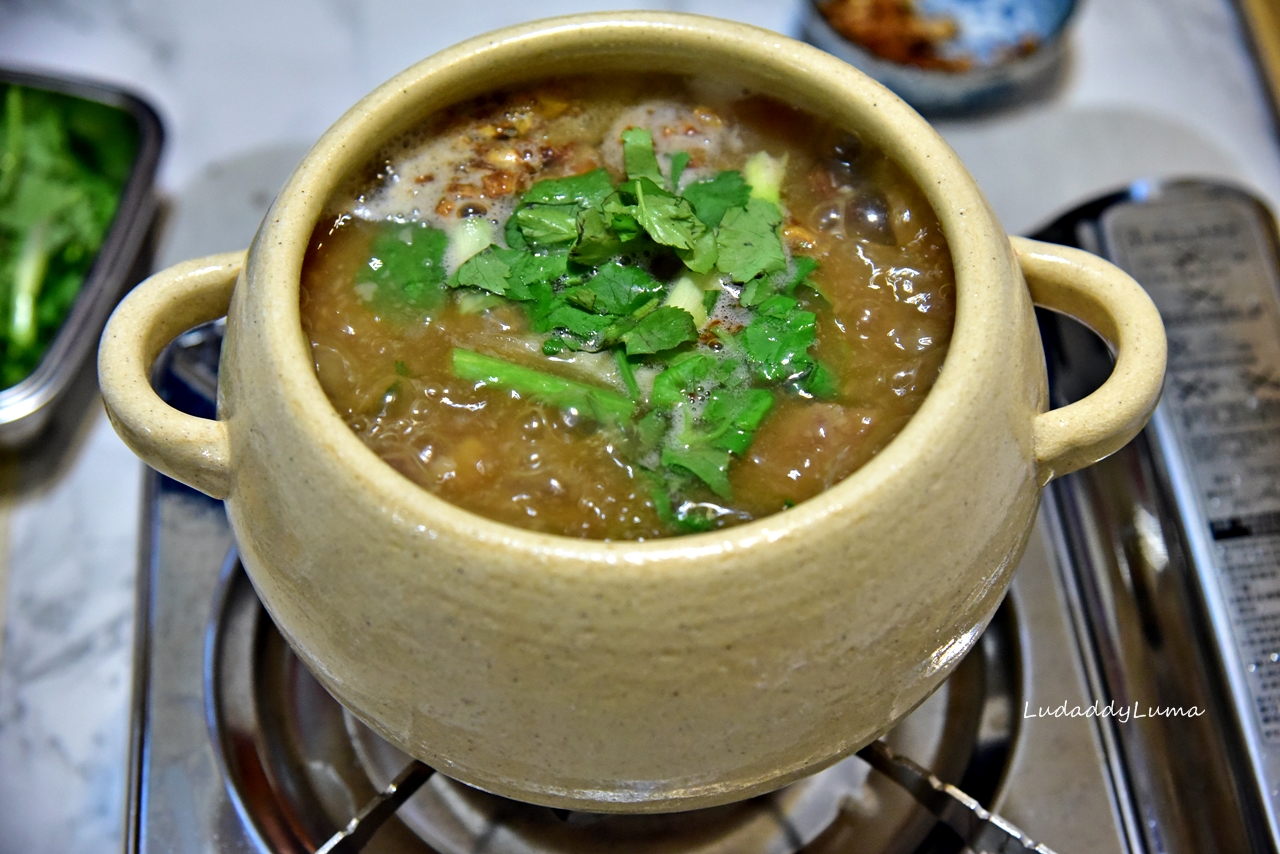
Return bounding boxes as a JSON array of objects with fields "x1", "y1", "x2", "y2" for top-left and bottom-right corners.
[{"x1": 805, "y1": 0, "x2": 1078, "y2": 115}]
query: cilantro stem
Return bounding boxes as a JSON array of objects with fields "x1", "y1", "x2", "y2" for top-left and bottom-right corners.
[
  {"x1": 12, "y1": 217, "x2": 50, "y2": 351},
  {"x1": 452, "y1": 348, "x2": 635, "y2": 423},
  {"x1": 0, "y1": 87, "x2": 22, "y2": 199},
  {"x1": 614, "y1": 350, "x2": 640, "y2": 400}
]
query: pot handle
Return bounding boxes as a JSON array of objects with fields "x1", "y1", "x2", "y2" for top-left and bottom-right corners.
[
  {"x1": 1013, "y1": 236, "x2": 1167, "y2": 484},
  {"x1": 98, "y1": 251, "x2": 243, "y2": 499}
]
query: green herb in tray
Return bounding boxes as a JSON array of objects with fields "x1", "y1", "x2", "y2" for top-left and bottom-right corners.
[{"x1": 0, "y1": 84, "x2": 138, "y2": 388}]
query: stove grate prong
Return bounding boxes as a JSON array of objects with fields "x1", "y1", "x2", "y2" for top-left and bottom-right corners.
[
  {"x1": 314, "y1": 760, "x2": 436, "y2": 854},
  {"x1": 857, "y1": 740, "x2": 1058, "y2": 854}
]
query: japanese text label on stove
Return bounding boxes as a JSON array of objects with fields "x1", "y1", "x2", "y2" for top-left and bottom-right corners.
[{"x1": 1105, "y1": 196, "x2": 1280, "y2": 742}]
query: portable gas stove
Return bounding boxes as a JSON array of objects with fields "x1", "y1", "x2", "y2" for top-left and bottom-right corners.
[{"x1": 123, "y1": 180, "x2": 1280, "y2": 854}]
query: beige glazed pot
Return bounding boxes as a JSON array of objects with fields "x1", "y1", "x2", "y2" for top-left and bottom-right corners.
[{"x1": 97, "y1": 13, "x2": 1166, "y2": 813}]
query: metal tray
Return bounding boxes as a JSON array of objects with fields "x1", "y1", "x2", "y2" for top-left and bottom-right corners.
[{"x1": 0, "y1": 68, "x2": 163, "y2": 447}]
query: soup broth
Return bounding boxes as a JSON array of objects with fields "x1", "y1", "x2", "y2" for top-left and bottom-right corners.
[{"x1": 300, "y1": 75, "x2": 955, "y2": 539}]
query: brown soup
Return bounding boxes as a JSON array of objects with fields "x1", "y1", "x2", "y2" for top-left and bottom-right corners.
[{"x1": 300, "y1": 75, "x2": 955, "y2": 539}]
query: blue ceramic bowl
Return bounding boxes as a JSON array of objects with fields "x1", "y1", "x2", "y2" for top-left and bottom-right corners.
[{"x1": 803, "y1": 0, "x2": 1078, "y2": 115}]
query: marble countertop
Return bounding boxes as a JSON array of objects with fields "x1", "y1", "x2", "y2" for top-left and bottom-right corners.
[{"x1": 0, "y1": 0, "x2": 1277, "y2": 852}]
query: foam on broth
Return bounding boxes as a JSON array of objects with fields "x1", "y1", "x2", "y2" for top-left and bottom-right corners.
[{"x1": 300, "y1": 75, "x2": 955, "y2": 539}]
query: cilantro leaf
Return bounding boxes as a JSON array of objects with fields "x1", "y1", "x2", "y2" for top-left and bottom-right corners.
[
  {"x1": 716, "y1": 198, "x2": 786, "y2": 283},
  {"x1": 571, "y1": 207, "x2": 621, "y2": 266},
  {"x1": 802, "y1": 361, "x2": 841, "y2": 399},
  {"x1": 0, "y1": 85, "x2": 140, "y2": 383},
  {"x1": 622, "y1": 127, "x2": 664, "y2": 185},
  {"x1": 738, "y1": 277, "x2": 768, "y2": 309},
  {"x1": 787, "y1": 255, "x2": 821, "y2": 294},
  {"x1": 448, "y1": 246, "x2": 567, "y2": 301},
  {"x1": 506, "y1": 250, "x2": 568, "y2": 295},
  {"x1": 649, "y1": 351, "x2": 741, "y2": 408},
  {"x1": 545, "y1": 301, "x2": 617, "y2": 340},
  {"x1": 738, "y1": 294, "x2": 837, "y2": 397},
  {"x1": 620, "y1": 305, "x2": 698, "y2": 355},
  {"x1": 652, "y1": 379, "x2": 772, "y2": 499},
  {"x1": 456, "y1": 291, "x2": 504, "y2": 314},
  {"x1": 677, "y1": 228, "x2": 719, "y2": 274},
  {"x1": 673, "y1": 501, "x2": 736, "y2": 532},
  {"x1": 742, "y1": 295, "x2": 815, "y2": 382},
  {"x1": 521, "y1": 169, "x2": 614, "y2": 208},
  {"x1": 700, "y1": 388, "x2": 774, "y2": 454},
  {"x1": 504, "y1": 213, "x2": 527, "y2": 250},
  {"x1": 651, "y1": 352, "x2": 717, "y2": 408},
  {"x1": 451, "y1": 246, "x2": 511, "y2": 295},
  {"x1": 661, "y1": 444, "x2": 733, "y2": 499},
  {"x1": 702, "y1": 288, "x2": 721, "y2": 316},
  {"x1": 631, "y1": 178, "x2": 708, "y2": 253},
  {"x1": 602, "y1": 192, "x2": 644, "y2": 242},
  {"x1": 567, "y1": 262, "x2": 665, "y2": 316},
  {"x1": 635, "y1": 409, "x2": 668, "y2": 452},
  {"x1": 668, "y1": 151, "x2": 690, "y2": 192},
  {"x1": 364, "y1": 221, "x2": 450, "y2": 310},
  {"x1": 510, "y1": 169, "x2": 617, "y2": 254},
  {"x1": 683, "y1": 171, "x2": 750, "y2": 229},
  {"x1": 740, "y1": 254, "x2": 821, "y2": 307},
  {"x1": 514, "y1": 204, "x2": 578, "y2": 249}
]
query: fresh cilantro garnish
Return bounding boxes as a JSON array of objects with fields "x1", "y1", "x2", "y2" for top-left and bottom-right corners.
[
  {"x1": 648, "y1": 356, "x2": 772, "y2": 497},
  {"x1": 620, "y1": 305, "x2": 698, "y2": 355},
  {"x1": 630, "y1": 178, "x2": 706, "y2": 252},
  {"x1": 662, "y1": 444, "x2": 734, "y2": 499},
  {"x1": 505, "y1": 169, "x2": 616, "y2": 252},
  {"x1": 650, "y1": 351, "x2": 740, "y2": 407},
  {"x1": 740, "y1": 294, "x2": 837, "y2": 397},
  {"x1": 668, "y1": 151, "x2": 690, "y2": 192},
  {"x1": 621, "y1": 127, "x2": 664, "y2": 185},
  {"x1": 357, "y1": 131, "x2": 849, "y2": 533},
  {"x1": 602, "y1": 193, "x2": 645, "y2": 243},
  {"x1": 451, "y1": 246, "x2": 512, "y2": 294},
  {"x1": 571, "y1": 207, "x2": 631, "y2": 266},
  {"x1": 521, "y1": 168, "x2": 614, "y2": 208},
  {"x1": 449, "y1": 245, "x2": 569, "y2": 301},
  {"x1": 740, "y1": 255, "x2": 820, "y2": 307},
  {"x1": 364, "y1": 221, "x2": 450, "y2": 310},
  {"x1": 542, "y1": 301, "x2": 617, "y2": 342},
  {"x1": 566, "y1": 261, "x2": 665, "y2": 316},
  {"x1": 504, "y1": 213, "x2": 528, "y2": 250},
  {"x1": 678, "y1": 228, "x2": 719, "y2": 274},
  {"x1": 702, "y1": 287, "x2": 721, "y2": 315},
  {"x1": 716, "y1": 198, "x2": 786, "y2": 283},
  {"x1": 506, "y1": 250, "x2": 569, "y2": 297},
  {"x1": 453, "y1": 348, "x2": 635, "y2": 424},
  {"x1": 514, "y1": 205, "x2": 579, "y2": 250},
  {"x1": 701, "y1": 388, "x2": 775, "y2": 454},
  {"x1": 615, "y1": 350, "x2": 641, "y2": 400},
  {"x1": 802, "y1": 361, "x2": 841, "y2": 399},
  {"x1": 683, "y1": 170, "x2": 750, "y2": 229},
  {"x1": 742, "y1": 294, "x2": 814, "y2": 382},
  {"x1": 0, "y1": 85, "x2": 140, "y2": 387}
]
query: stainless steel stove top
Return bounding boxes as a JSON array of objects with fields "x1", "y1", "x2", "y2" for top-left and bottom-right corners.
[
  {"x1": 126, "y1": 180, "x2": 1280, "y2": 854},
  {"x1": 125, "y1": 322, "x2": 1121, "y2": 854}
]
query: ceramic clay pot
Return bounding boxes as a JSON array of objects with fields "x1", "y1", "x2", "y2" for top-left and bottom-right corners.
[{"x1": 97, "y1": 12, "x2": 1166, "y2": 813}]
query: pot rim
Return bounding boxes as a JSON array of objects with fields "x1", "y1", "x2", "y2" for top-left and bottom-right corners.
[{"x1": 250, "y1": 11, "x2": 1009, "y2": 564}]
